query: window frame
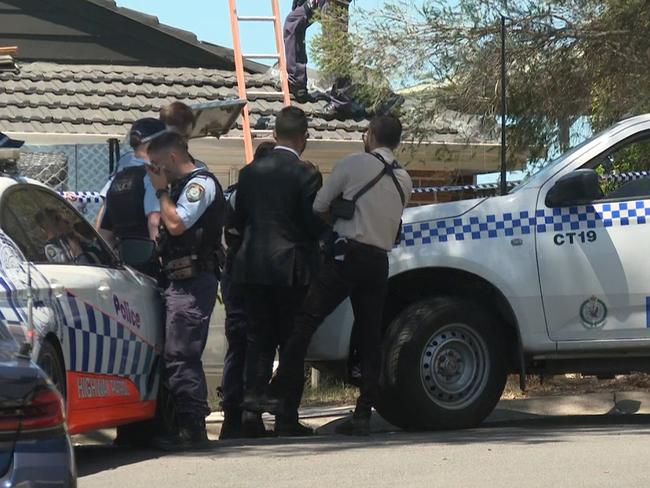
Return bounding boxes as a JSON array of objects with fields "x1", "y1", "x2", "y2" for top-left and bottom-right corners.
[
  {"x1": 0, "y1": 183, "x2": 121, "y2": 268},
  {"x1": 578, "y1": 129, "x2": 650, "y2": 204}
]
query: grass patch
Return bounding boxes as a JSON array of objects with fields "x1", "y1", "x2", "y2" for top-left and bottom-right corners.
[{"x1": 301, "y1": 378, "x2": 358, "y2": 407}]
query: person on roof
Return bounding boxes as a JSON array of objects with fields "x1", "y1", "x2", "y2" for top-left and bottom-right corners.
[
  {"x1": 284, "y1": 0, "x2": 351, "y2": 105},
  {"x1": 97, "y1": 118, "x2": 166, "y2": 250}
]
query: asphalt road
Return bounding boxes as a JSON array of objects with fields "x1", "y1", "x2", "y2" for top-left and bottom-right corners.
[{"x1": 76, "y1": 414, "x2": 650, "y2": 488}]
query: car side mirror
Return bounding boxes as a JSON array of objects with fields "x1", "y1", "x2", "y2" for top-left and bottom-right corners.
[
  {"x1": 118, "y1": 238, "x2": 156, "y2": 268},
  {"x1": 545, "y1": 169, "x2": 603, "y2": 207}
]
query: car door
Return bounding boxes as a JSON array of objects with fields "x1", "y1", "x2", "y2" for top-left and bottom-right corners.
[
  {"x1": 537, "y1": 132, "x2": 650, "y2": 342},
  {"x1": 0, "y1": 184, "x2": 162, "y2": 430}
]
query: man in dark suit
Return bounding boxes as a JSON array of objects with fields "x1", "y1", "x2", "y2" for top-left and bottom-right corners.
[{"x1": 233, "y1": 106, "x2": 325, "y2": 436}]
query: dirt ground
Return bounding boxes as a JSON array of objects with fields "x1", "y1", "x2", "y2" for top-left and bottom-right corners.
[
  {"x1": 501, "y1": 373, "x2": 650, "y2": 399},
  {"x1": 300, "y1": 373, "x2": 650, "y2": 407}
]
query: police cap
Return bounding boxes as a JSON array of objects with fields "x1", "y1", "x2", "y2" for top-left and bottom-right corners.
[{"x1": 130, "y1": 118, "x2": 167, "y2": 144}]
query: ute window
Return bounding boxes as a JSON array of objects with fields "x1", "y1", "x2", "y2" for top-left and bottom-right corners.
[
  {"x1": 583, "y1": 133, "x2": 650, "y2": 201},
  {"x1": 1, "y1": 187, "x2": 115, "y2": 266}
]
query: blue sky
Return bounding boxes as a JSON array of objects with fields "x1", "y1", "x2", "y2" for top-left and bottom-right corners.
[{"x1": 117, "y1": 0, "x2": 386, "y2": 65}]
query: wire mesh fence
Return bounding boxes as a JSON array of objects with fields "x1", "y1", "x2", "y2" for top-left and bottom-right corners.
[
  {"x1": 19, "y1": 142, "x2": 128, "y2": 223},
  {"x1": 18, "y1": 151, "x2": 68, "y2": 190}
]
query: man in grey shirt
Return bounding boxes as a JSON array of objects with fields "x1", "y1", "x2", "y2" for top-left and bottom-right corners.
[{"x1": 263, "y1": 115, "x2": 412, "y2": 435}]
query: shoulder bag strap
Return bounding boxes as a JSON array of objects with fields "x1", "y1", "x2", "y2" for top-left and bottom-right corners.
[
  {"x1": 371, "y1": 152, "x2": 406, "y2": 206},
  {"x1": 351, "y1": 163, "x2": 388, "y2": 203}
]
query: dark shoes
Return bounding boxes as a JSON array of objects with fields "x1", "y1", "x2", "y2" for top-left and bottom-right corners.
[
  {"x1": 274, "y1": 420, "x2": 314, "y2": 437},
  {"x1": 290, "y1": 86, "x2": 315, "y2": 104},
  {"x1": 241, "y1": 411, "x2": 275, "y2": 439},
  {"x1": 335, "y1": 416, "x2": 371, "y2": 436},
  {"x1": 219, "y1": 409, "x2": 245, "y2": 440},
  {"x1": 319, "y1": 102, "x2": 347, "y2": 120},
  {"x1": 152, "y1": 416, "x2": 210, "y2": 451},
  {"x1": 241, "y1": 394, "x2": 285, "y2": 416}
]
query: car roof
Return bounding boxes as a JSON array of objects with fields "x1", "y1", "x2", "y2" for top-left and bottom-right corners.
[{"x1": 0, "y1": 176, "x2": 53, "y2": 195}]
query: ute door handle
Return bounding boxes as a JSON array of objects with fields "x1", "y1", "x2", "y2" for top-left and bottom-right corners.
[
  {"x1": 50, "y1": 282, "x2": 65, "y2": 298},
  {"x1": 97, "y1": 284, "x2": 111, "y2": 299}
]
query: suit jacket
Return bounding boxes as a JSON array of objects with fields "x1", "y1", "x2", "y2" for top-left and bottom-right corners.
[{"x1": 232, "y1": 148, "x2": 326, "y2": 287}]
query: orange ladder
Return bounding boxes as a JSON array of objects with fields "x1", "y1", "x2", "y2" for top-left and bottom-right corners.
[{"x1": 228, "y1": 0, "x2": 292, "y2": 163}]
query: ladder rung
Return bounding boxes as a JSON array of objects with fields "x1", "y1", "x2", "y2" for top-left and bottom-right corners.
[
  {"x1": 246, "y1": 91, "x2": 285, "y2": 97},
  {"x1": 251, "y1": 129, "x2": 274, "y2": 133},
  {"x1": 238, "y1": 16, "x2": 277, "y2": 21},
  {"x1": 244, "y1": 53, "x2": 280, "y2": 59}
]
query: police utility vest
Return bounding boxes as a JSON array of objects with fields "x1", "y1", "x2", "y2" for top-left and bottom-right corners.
[
  {"x1": 158, "y1": 169, "x2": 225, "y2": 279},
  {"x1": 106, "y1": 166, "x2": 149, "y2": 239}
]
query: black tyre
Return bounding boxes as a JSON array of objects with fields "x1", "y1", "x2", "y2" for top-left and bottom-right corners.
[
  {"x1": 37, "y1": 339, "x2": 66, "y2": 398},
  {"x1": 377, "y1": 297, "x2": 507, "y2": 430}
]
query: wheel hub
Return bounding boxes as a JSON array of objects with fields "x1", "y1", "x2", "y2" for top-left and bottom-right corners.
[
  {"x1": 436, "y1": 349, "x2": 463, "y2": 379},
  {"x1": 420, "y1": 323, "x2": 490, "y2": 410}
]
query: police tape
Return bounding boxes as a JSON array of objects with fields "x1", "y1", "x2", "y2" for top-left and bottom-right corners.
[
  {"x1": 412, "y1": 182, "x2": 518, "y2": 194},
  {"x1": 411, "y1": 170, "x2": 650, "y2": 194},
  {"x1": 58, "y1": 170, "x2": 650, "y2": 203},
  {"x1": 58, "y1": 191, "x2": 104, "y2": 203}
]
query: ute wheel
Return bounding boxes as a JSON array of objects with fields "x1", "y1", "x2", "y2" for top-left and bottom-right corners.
[
  {"x1": 115, "y1": 383, "x2": 177, "y2": 447},
  {"x1": 37, "y1": 339, "x2": 66, "y2": 398},
  {"x1": 377, "y1": 297, "x2": 507, "y2": 430}
]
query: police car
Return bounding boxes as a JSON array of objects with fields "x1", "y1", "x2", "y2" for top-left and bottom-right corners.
[
  {"x1": 0, "y1": 147, "x2": 166, "y2": 437},
  {"x1": 308, "y1": 114, "x2": 650, "y2": 430},
  {"x1": 0, "y1": 100, "x2": 247, "y2": 438}
]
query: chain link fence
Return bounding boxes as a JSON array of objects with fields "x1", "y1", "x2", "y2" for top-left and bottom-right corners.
[{"x1": 20, "y1": 142, "x2": 128, "y2": 222}]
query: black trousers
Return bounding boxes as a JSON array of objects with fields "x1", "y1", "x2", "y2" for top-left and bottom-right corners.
[
  {"x1": 272, "y1": 240, "x2": 389, "y2": 418},
  {"x1": 284, "y1": 3, "x2": 313, "y2": 89},
  {"x1": 220, "y1": 271, "x2": 248, "y2": 413},
  {"x1": 243, "y1": 284, "x2": 308, "y2": 421}
]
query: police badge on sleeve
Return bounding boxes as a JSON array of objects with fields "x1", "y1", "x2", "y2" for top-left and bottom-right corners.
[{"x1": 186, "y1": 183, "x2": 205, "y2": 202}]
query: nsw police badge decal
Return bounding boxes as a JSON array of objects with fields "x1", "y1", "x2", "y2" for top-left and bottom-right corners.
[
  {"x1": 580, "y1": 296, "x2": 607, "y2": 329},
  {"x1": 186, "y1": 183, "x2": 204, "y2": 202}
]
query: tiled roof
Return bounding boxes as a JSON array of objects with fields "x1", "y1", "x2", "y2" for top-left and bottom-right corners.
[
  {"x1": 0, "y1": 62, "x2": 496, "y2": 143},
  {"x1": 0, "y1": 62, "x2": 370, "y2": 141}
]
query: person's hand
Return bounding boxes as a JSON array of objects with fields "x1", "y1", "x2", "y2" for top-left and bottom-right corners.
[{"x1": 146, "y1": 164, "x2": 168, "y2": 190}]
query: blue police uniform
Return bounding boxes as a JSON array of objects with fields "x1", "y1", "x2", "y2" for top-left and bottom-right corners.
[
  {"x1": 158, "y1": 168, "x2": 225, "y2": 432},
  {"x1": 100, "y1": 153, "x2": 159, "y2": 240}
]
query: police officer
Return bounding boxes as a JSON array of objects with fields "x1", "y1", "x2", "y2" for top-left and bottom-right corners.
[
  {"x1": 98, "y1": 118, "x2": 166, "y2": 246},
  {"x1": 284, "y1": 0, "x2": 351, "y2": 107},
  {"x1": 145, "y1": 131, "x2": 226, "y2": 450},
  {"x1": 267, "y1": 115, "x2": 412, "y2": 436},
  {"x1": 219, "y1": 142, "x2": 276, "y2": 440}
]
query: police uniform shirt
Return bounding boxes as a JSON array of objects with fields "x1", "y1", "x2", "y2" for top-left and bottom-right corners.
[
  {"x1": 100, "y1": 152, "x2": 159, "y2": 216},
  {"x1": 313, "y1": 147, "x2": 413, "y2": 251},
  {"x1": 176, "y1": 170, "x2": 217, "y2": 229}
]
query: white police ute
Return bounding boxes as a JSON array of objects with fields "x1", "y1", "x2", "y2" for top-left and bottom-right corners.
[
  {"x1": 308, "y1": 114, "x2": 650, "y2": 430},
  {"x1": 0, "y1": 149, "x2": 166, "y2": 436}
]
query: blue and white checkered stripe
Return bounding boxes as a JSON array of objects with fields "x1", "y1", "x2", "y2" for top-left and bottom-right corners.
[
  {"x1": 58, "y1": 191, "x2": 104, "y2": 204},
  {"x1": 401, "y1": 200, "x2": 650, "y2": 247},
  {"x1": 59, "y1": 292, "x2": 159, "y2": 401}
]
